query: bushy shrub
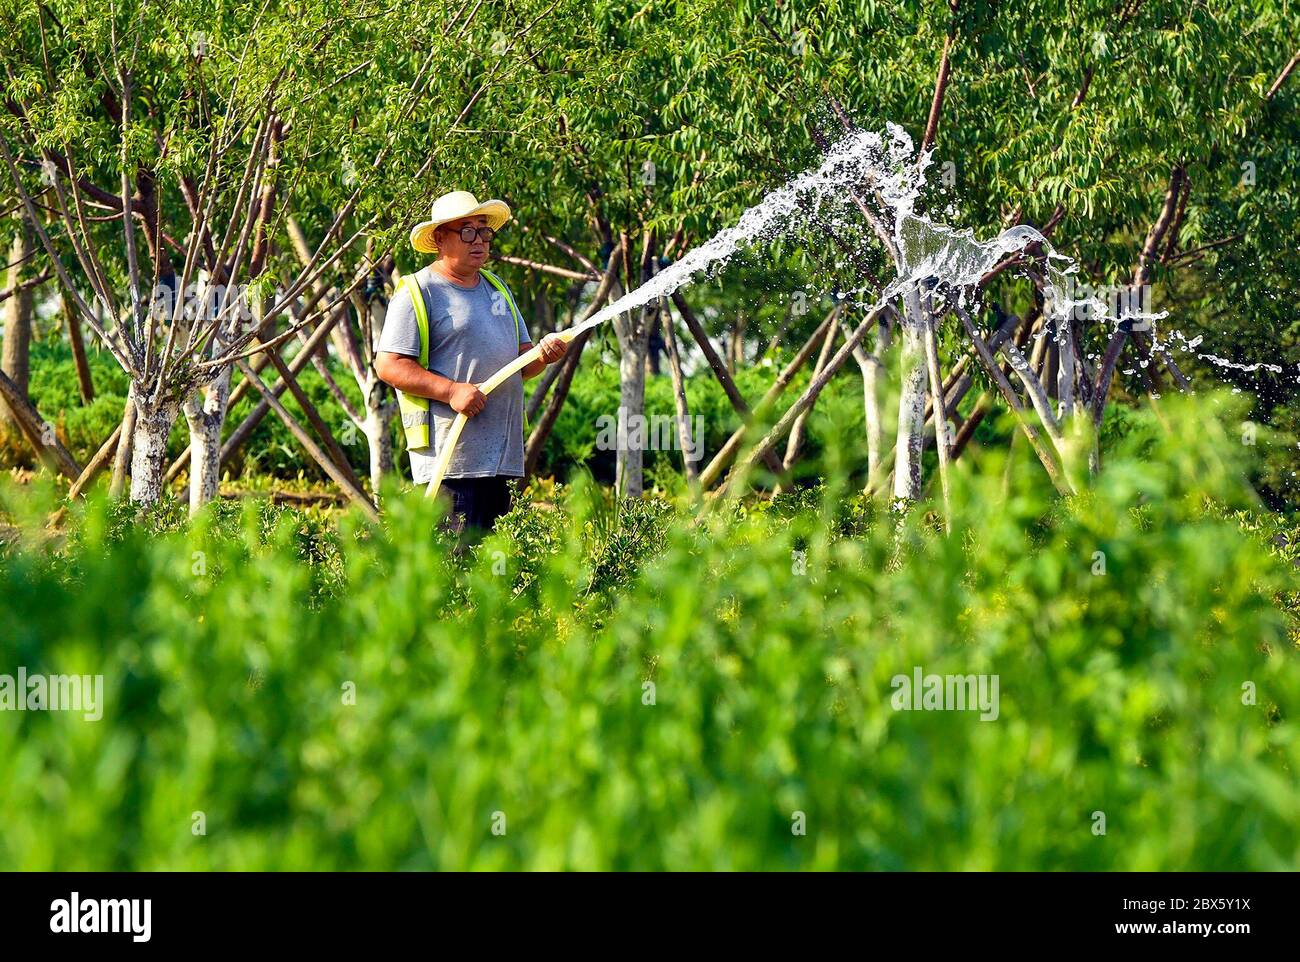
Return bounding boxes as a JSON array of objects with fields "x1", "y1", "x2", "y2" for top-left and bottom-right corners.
[
  {"x1": 1, "y1": 341, "x2": 130, "y2": 470},
  {"x1": 0, "y1": 393, "x2": 1297, "y2": 870}
]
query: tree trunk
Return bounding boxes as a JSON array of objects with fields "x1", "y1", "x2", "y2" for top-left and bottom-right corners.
[
  {"x1": 110, "y1": 389, "x2": 137, "y2": 499},
  {"x1": 892, "y1": 288, "x2": 928, "y2": 502},
  {"x1": 613, "y1": 231, "x2": 656, "y2": 499},
  {"x1": 186, "y1": 406, "x2": 224, "y2": 511},
  {"x1": 863, "y1": 315, "x2": 891, "y2": 494},
  {"x1": 727, "y1": 310, "x2": 746, "y2": 376},
  {"x1": 63, "y1": 292, "x2": 95, "y2": 404},
  {"x1": 362, "y1": 377, "x2": 395, "y2": 493},
  {"x1": 615, "y1": 310, "x2": 650, "y2": 497},
  {"x1": 364, "y1": 411, "x2": 393, "y2": 494},
  {"x1": 1057, "y1": 317, "x2": 1075, "y2": 420},
  {"x1": 183, "y1": 323, "x2": 238, "y2": 513},
  {"x1": 921, "y1": 303, "x2": 952, "y2": 531},
  {"x1": 183, "y1": 367, "x2": 233, "y2": 513},
  {"x1": 774, "y1": 321, "x2": 837, "y2": 495},
  {"x1": 867, "y1": 311, "x2": 1025, "y2": 500},
  {"x1": 130, "y1": 393, "x2": 179, "y2": 506},
  {"x1": 1, "y1": 224, "x2": 35, "y2": 430},
  {"x1": 658, "y1": 290, "x2": 698, "y2": 488}
]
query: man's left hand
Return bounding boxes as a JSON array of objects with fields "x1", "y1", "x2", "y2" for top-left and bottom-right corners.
[{"x1": 538, "y1": 333, "x2": 569, "y2": 364}]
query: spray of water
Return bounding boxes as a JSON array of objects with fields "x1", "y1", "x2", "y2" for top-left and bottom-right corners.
[
  {"x1": 576, "y1": 121, "x2": 1173, "y2": 354},
  {"x1": 568, "y1": 126, "x2": 911, "y2": 337},
  {"x1": 427, "y1": 120, "x2": 1269, "y2": 500}
]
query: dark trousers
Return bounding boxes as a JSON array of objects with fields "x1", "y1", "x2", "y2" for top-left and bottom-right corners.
[{"x1": 439, "y1": 475, "x2": 514, "y2": 547}]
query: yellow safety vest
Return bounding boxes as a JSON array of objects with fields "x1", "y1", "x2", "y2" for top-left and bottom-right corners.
[{"x1": 395, "y1": 267, "x2": 525, "y2": 451}]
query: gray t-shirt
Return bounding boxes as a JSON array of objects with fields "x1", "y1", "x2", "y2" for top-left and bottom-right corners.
[{"x1": 378, "y1": 265, "x2": 532, "y2": 481}]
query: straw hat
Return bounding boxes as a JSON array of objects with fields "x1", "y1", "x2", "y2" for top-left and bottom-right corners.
[{"x1": 409, "y1": 190, "x2": 512, "y2": 254}]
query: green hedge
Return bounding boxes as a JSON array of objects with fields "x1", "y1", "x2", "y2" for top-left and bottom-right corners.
[{"x1": 1, "y1": 393, "x2": 1297, "y2": 869}]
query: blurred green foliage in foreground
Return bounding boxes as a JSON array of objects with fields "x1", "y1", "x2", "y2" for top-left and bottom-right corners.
[{"x1": 0, "y1": 393, "x2": 1297, "y2": 870}]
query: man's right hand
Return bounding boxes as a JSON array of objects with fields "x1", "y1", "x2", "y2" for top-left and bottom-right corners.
[{"x1": 448, "y1": 381, "x2": 487, "y2": 417}]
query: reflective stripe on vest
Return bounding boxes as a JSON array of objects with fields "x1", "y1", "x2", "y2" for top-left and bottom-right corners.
[
  {"x1": 480, "y1": 267, "x2": 523, "y2": 349},
  {"x1": 395, "y1": 274, "x2": 431, "y2": 450},
  {"x1": 479, "y1": 268, "x2": 529, "y2": 439},
  {"x1": 394, "y1": 269, "x2": 527, "y2": 453}
]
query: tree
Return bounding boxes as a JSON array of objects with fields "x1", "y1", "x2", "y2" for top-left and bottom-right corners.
[
  {"x1": 0, "y1": 216, "x2": 35, "y2": 431},
  {"x1": 1, "y1": 0, "x2": 445, "y2": 509}
]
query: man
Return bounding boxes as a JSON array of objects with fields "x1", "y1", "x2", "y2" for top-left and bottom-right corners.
[{"x1": 376, "y1": 190, "x2": 567, "y2": 540}]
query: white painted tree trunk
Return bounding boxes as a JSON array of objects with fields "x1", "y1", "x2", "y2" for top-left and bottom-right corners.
[
  {"x1": 187, "y1": 414, "x2": 220, "y2": 511},
  {"x1": 1, "y1": 225, "x2": 34, "y2": 432},
  {"x1": 130, "y1": 395, "x2": 180, "y2": 506},
  {"x1": 892, "y1": 288, "x2": 928, "y2": 502},
  {"x1": 844, "y1": 315, "x2": 890, "y2": 496},
  {"x1": 362, "y1": 382, "x2": 395, "y2": 494},
  {"x1": 182, "y1": 323, "x2": 236, "y2": 514},
  {"x1": 183, "y1": 367, "x2": 233, "y2": 514},
  {"x1": 863, "y1": 318, "x2": 891, "y2": 494},
  {"x1": 615, "y1": 308, "x2": 650, "y2": 498},
  {"x1": 774, "y1": 321, "x2": 838, "y2": 496}
]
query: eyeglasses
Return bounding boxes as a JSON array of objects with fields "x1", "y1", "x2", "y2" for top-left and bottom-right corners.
[{"x1": 440, "y1": 225, "x2": 496, "y2": 244}]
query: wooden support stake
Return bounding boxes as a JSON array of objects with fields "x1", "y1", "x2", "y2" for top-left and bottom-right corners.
[
  {"x1": 235, "y1": 360, "x2": 378, "y2": 521},
  {"x1": 954, "y1": 305, "x2": 1073, "y2": 496}
]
